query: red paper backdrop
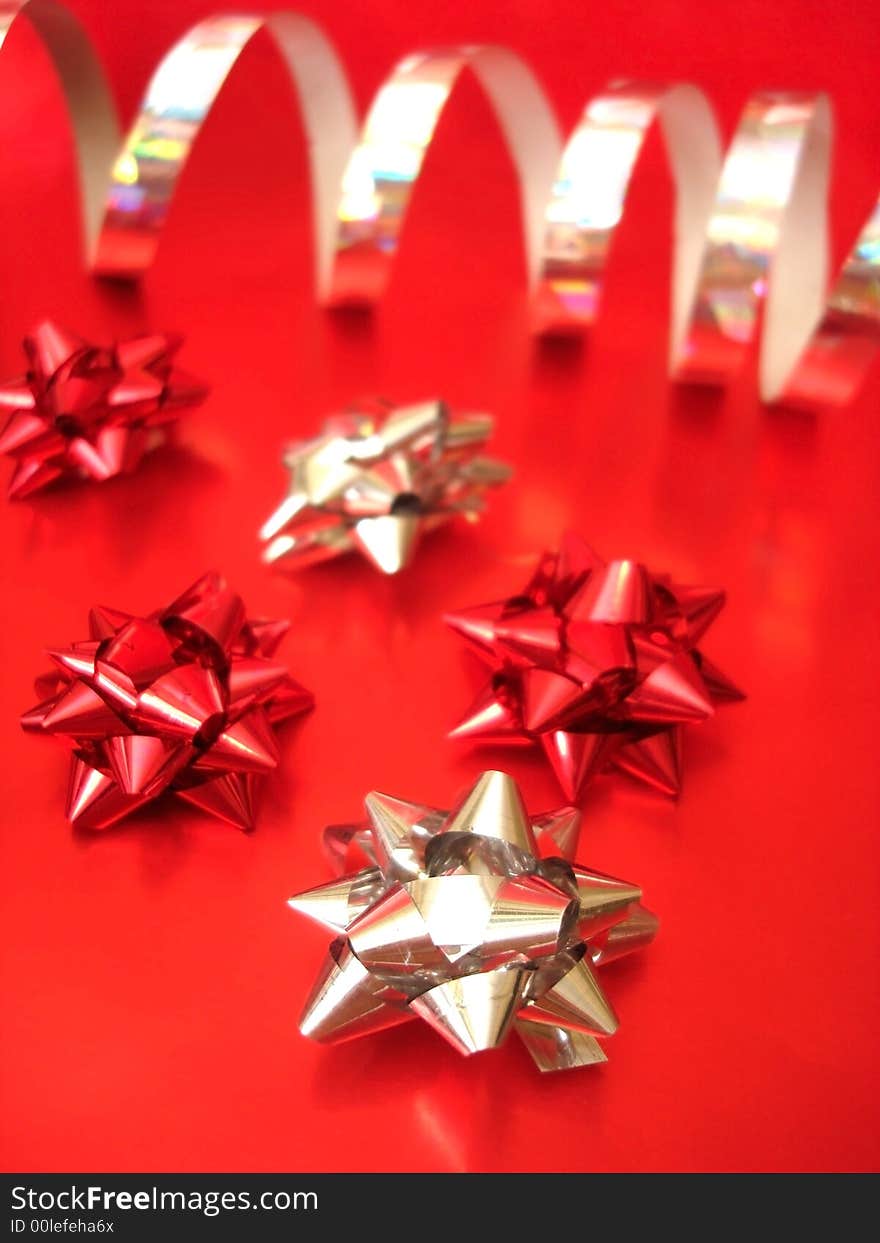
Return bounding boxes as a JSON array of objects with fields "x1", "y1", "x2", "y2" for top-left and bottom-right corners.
[{"x1": 0, "y1": 0, "x2": 878, "y2": 1173}]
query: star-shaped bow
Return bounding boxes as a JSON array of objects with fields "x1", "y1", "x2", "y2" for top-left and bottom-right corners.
[
  {"x1": 446, "y1": 534, "x2": 743, "y2": 800},
  {"x1": 260, "y1": 399, "x2": 511, "y2": 574},
  {"x1": 289, "y1": 770, "x2": 656, "y2": 1072},
  {"x1": 0, "y1": 320, "x2": 206, "y2": 499},
  {"x1": 22, "y1": 573, "x2": 313, "y2": 831}
]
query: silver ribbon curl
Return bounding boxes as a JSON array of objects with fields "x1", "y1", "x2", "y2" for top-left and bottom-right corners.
[{"x1": 1, "y1": 2, "x2": 878, "y2": 409}]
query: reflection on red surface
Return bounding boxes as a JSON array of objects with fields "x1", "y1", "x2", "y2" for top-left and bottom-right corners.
[{"x1": 0, "y1": 0, "x2": 877, "y2": 1174}]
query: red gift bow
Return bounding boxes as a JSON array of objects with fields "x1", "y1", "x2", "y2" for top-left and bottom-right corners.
[
  {"x1": 22, "y1": 572, "x2": 313, "y2": 831},
  {"x1": 0, "y1": 320, "x2": 206, "y2": 499}
]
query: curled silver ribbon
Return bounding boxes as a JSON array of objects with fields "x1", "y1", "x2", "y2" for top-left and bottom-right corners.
[{"x1": 1, "y1": 2, "x2": 878, "y2": 409}]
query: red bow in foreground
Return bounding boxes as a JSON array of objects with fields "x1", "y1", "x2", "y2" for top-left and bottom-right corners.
[
  {"x1": 446, "y1": 534, "x2": 743, "y2": 800},
  {"x1": 22, "y1": 573, "x2": 313, "y2": 831},
  {"x1": 0, "y1": 320, "x2": 206, "y2": 498}
]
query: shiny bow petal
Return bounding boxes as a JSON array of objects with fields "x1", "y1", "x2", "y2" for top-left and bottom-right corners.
[
  {"x1": 260, "y1": 399, "x2": 511, "y2": 575},
  {"x1": 289, "y1": 770, "x2": 657, "y2": 1072},
  {"x1": 0, "y1": 320, "x2": 206, "y2": 498},
  {"x1": 22, "y1": 573, "x2": 313, "y2": 831},
  {"x1": 446, "y1": 533, "x2": 744, "y2": 800}
]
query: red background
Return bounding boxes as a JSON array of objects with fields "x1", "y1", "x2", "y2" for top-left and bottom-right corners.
[{"x1": 0, "y1": 0, "x2": 878, "y2": 1173}]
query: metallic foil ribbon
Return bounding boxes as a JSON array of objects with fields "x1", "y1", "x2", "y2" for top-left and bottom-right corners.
[
  {"x1": 289, "y1": 770, "x2": 658, "y2": 1072},
  {"x1": 1, "y1": 2, "x2": 878, "y2": 408},
  {"x1": 21, "y1": 572, "x2": 314, "y2": 831},
  {"x1": 446, "y1": 533, "x2": 744, "y2": 801},
  {"x1": 260, "y1": 398, "x2": 511, "y2": 575}
]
